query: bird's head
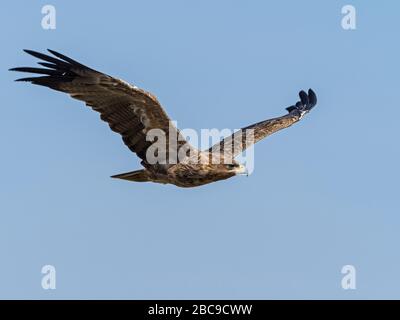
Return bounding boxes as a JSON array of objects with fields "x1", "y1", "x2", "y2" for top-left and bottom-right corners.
[{"x1": 223, "y1": 163, "x2": 248, "y2": 176}]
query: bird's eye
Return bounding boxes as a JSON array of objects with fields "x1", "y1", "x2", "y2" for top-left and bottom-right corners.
[{"x1": 226, "y1": 164, "x2": 236, "y2": 169}]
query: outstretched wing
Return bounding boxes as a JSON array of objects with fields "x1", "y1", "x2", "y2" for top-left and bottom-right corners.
[
  {"x1": 209, "y1": 89, "x2": 317, "y2": 161},
  {"x1": 10, "y1": 49, "x2": 193, "y2": 170}
]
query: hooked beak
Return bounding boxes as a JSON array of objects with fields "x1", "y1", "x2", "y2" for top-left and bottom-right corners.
[{"x1": 235, "y1": 165, "x2": 249, "y2": 177}]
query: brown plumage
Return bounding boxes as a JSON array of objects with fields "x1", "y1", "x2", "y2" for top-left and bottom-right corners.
[{"x1": 10, "y1": 49, "x2": 318, "y2": 188}]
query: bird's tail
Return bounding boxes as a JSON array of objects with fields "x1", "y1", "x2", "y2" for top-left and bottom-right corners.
[{"x1": 111, "y1": 169, "x2": 149, "y2": 182}]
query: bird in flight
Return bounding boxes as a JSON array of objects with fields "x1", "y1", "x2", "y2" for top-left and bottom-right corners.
[{"x1": 10, "y1": 49, "x2": 318, "y2": 188}]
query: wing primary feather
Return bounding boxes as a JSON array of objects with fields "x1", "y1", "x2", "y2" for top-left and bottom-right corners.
[
  {"x1": 299, "y1": 90, "x2": 309, "y2": 107},
  {"x1": 37, "y1": 62, "x2": 65, "y2": 70},
  {"x1": 47, "y1": 49, "x2": 90, "y2": 69},
  {"x1": 15, "y1": 75, "x2": 73, "y2": 85},
  {"x1": 15, "y1": 75, "x2": 52, "y2": 82},
  {"x1": 308, "y1": 89, "x2": 317, "y2": 107},
  {"x1": 23, "y1": 49, "x2": 70, "y2": 68},
  {"x1": 9, "y1": 67, "x2": 62, "y2": 76},
  {"x1": 286, "y1": 106, "x2": 296, "y2": 112}
]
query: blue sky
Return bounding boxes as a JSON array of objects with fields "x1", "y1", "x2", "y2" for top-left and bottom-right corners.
[{"x1": 0, "y1": 0, "x2": 399, "y2": 299}]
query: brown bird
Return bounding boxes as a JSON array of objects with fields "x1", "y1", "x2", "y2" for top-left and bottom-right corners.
[{"x1": 10, "y1": 49, "x2": 318, "y2": 188}]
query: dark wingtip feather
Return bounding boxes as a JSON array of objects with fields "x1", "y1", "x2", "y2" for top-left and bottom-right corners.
[
  {"x1": 308, "y1": 88, "x2": 317, "y2": 107},
  {"x1": 22, "y1": 49, "x2": 71, "y2": 67},
  {"x1": 299, "y1": 90, "x2": 309, "y2": 107},
  {"x1": 37, "y1": 61, "x2": 60, "y2": 69},
  {"x1": 286, "y1": 106, "x2": 296, "y2": 112},
  {"x1": 15, "y1": 76, "x2": 40, "y2": 82},
  {"x1": 8, "y1": 67, "x2": 62, "y2": 76},
  {"x1": 23, "y1": 49, "x2": 41, "y2": 56},
  {"x1": 287, "y1": 88, "x2": 318, "y2": 114},
  {"x1": 11, "y1": 49, "x2": 84, "y2": 86},
  {"x1": 47, "y1": 49, "x2": 87, "y2": 68}
]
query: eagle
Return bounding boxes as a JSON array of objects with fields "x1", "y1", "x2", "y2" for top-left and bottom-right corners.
[{"x1": 10, "y1": 49, "x2": 318, "y2": 188}]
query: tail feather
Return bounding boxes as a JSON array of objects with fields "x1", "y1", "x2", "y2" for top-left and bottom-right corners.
[{"x1": 111, "y1": 169, "x2": 149, "y2": 182}]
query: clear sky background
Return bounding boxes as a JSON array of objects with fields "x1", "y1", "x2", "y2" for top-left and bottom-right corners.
[{"x1": 0, "y1": 0, "x2": 399, "y2": 299}]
